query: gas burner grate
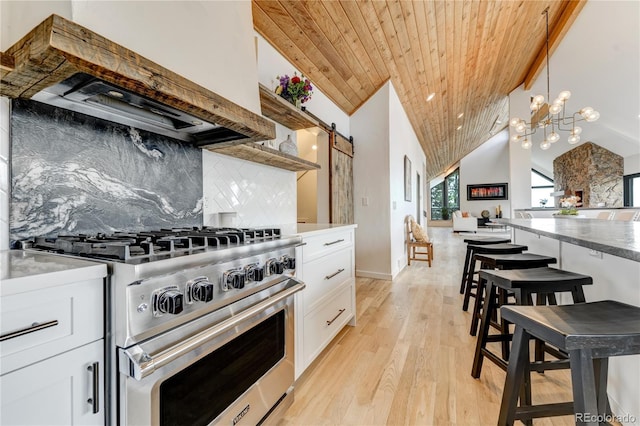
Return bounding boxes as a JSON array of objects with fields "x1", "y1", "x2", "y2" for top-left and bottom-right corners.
[{"x1": 23, "y1": 227, "x2": 282, "y2": 262}]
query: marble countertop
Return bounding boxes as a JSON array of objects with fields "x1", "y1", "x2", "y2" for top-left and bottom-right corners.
[
  {"x1": 279, "y1": 223, "x2": 358, "y2": 238},
  {"x1": 499, "y1": 218, "x2": 640, "y2": 262},
  {"x1": 1, "y1": 250, "x2": 108, "y2": 296},
  {"x1": 516, "y1": 207, "x2": 637, "y2": 211}
]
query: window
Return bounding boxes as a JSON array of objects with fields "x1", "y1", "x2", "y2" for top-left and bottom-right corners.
[
  {"x1": 531, "y1": 169, "x2": 554, "y2": 208},
  {"x1": 624, "y1": 173, "x2": 640, "y2": 207},
  {"x1": 431, "y1": 168, "x2": 459, "y2": 220}
]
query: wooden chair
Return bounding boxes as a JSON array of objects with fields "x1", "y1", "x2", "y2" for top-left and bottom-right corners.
[{"x1": 405, "y1": 216, "x2": 433, "y2": 267}]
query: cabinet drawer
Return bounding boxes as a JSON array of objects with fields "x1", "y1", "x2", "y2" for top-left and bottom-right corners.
[
  {"x1": 303, "y1": 248, "x2": 352, "y2": 311},
  {"x1": 303, "y1": 284, "x2": 354, "y2": 366},
  {"x1": 0, "y1": 278, "x2": 103, "y2": 375},
  {"x1": 302, "y1": 229, "x2": 353, "y2": 262}
]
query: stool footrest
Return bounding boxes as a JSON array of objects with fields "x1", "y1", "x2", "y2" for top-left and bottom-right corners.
[
  {"x1": 529, "y1": 359, "x2": 571, "y2": 372},
  {"x1": 480, "y1": 349, "x2": 508, "y2": 371},
  {"x1": 515, "y1": 402, "x2": 574, "y2": 420},
  {"x1": 543, "y1": 346, "x2": 568, "y2": 360},
  {"x1": 485, "y1": 334, "x2": 513, "y2": 343}
]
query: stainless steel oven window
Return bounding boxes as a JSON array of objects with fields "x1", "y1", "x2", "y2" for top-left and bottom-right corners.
[{"x1": 159, "y1": 310, "x2": 286, "y2": 426}]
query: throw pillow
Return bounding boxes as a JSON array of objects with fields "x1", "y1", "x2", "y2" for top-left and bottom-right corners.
[
  {"x1": 411, "y1": 219, "x2": 430, "y2": 243},
  {"x1": 461, "y1": 212, "x2": 469, "y2": 218}
]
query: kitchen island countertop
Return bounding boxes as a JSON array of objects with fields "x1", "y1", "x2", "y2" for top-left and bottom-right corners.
[{"x1": 498, "y1": 218, "x2": 640, "y2": 262}]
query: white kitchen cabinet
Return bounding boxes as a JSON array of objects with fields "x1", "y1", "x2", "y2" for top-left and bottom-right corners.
[
  {"x1": 1, "y1": 251, "x2": 107, "y2": 425},
  {"x1": 294, "y1": 226, "x2": 356, "y2": 379},
  {"x1": 0, "y1": 278, "x2": 104, "y2": 375},
  {"x1": 0, "y1": 340, "x2": 104, "y2": 425}
]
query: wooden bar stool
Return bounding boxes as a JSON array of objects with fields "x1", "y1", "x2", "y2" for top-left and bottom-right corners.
[
  {"x1": 462, "y1": 243, "x2": 527, "y2": 312},
  {"x1": 471, "y1": 267, "x2": 592, "y2": 379},
  {"x1": 498, "y1": 301, "x2": 640, "y2": 426},
  {"x1": 459, "y1": 236, "x2": 512, "y2": 295},
  {"x1": 469, "y1": 253, "x2": 557, "y2": 337}
]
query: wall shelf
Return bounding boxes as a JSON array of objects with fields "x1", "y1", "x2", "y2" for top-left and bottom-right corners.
[
  {"x1": 208, "y1": 143, "x2": 320, "y2": 172},
  {"x1": 258, "y1": 83, "x2": 319, "y2": 130}
]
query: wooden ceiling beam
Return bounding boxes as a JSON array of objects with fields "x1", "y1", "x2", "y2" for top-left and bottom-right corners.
[{"x1": 0, "y1": 52, "x2": 15, "y2": 72}]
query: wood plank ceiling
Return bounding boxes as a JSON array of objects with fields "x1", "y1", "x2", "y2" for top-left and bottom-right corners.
[{"x1": 253, "y1": 0, "x2": 585, "y2": 180}]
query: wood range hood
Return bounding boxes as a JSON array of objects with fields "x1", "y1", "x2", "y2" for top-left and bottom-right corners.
[{"x1": 0, "y1": 14, "x2": 275, "y2": 147}]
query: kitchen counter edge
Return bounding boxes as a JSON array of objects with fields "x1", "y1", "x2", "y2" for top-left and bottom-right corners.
[
  {"x1": 498, "y1": 218, "x2": 640, "y2": 263},
  {"x1": 1, "y1": 250, "x2": 108, "y2": 296},
  {"x1": 281, "y1": 223, "x2": 358, "y2": 238}
]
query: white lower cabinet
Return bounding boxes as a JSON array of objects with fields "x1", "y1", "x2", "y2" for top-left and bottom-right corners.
[
  {"x1": 0, "y1": 340, "x2": 104, "y2": 425},
  {"x1": 302, "y1": 282, "x2": 354, "y2": 368},
  {"x1": 295, "y1": 226, "x2": 356, "y2": 379},
  {"x1": 0, "y1": 272, "x2": 105, "y2": 426}
]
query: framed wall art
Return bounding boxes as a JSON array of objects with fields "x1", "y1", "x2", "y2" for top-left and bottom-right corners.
[
  {"x1": 404, "y1": 156, "x2": 412, "y2": 202},
  {"x1": 467, "y1": 183, "x2": 508, "y2": 201}
]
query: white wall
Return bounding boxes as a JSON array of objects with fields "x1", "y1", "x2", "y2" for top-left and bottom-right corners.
[
  {"x1": 625, "y1": 153, "x2": 640, "y2": 176},
  {"x1": 352, "y1": 83, "x2": 391, "y2": 279},
  {"x1": 351, "y1": 82, "x2": 425, "y2": 279},
  {"x1": 388, "y1": 83, "x2": 426, "y2": 278},
  {"x1": 256, "y1": 34, "x2": 349, "y2": 136},
  {"x1": 460, "y1": 129, "x2": 511, "y2": 218},
  {"x1": 71, "y1": 0, "x2": 261, "y2": 115},
  {"x1": 0, "y1": 1, "x2": 72, "y2": 50},
  {"x1": 508, "y1": 84, "x2": 533, "y2": 212},
  {"x1": 1, "y1": 1, "x2": 261, "y2": 115}
]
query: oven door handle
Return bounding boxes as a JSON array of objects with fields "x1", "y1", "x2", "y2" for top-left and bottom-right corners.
[{"x1": 120, "y1": 278, "x2": 305, "y2": 380}]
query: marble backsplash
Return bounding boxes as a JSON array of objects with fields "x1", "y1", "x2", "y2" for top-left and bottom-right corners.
[{"x1": 10, "y1": 99, "x2": 203, "y2": 243}]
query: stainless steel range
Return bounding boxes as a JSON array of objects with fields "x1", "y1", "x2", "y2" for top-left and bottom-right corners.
[{"x1": 22, "y1": 227, "x2": 304, "y2": 426}]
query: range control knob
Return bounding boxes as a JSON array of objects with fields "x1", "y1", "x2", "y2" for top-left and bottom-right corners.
[
  {"x1": 156, "y1": 289, "x2": 184, "y2": 315},
  {"x1": 245, "y1": 263, "x2": 265, "y2": 282},
  {"x1": 281, "y1": 255, "x2": 296, "y2": 270},
  {"x1": 222, "y1": 268, "x2": 246, "y2": 291},
  {"x1": 187, "y1": 277, "x2": 214, "y2": 303},
  {"x1": 265, "y1": 258, "x2": 285, "y2": 276}
]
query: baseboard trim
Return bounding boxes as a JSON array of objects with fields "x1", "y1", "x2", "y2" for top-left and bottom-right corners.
[{"x1": 355, "y1": 270, "x2": 393, "y2": 280}]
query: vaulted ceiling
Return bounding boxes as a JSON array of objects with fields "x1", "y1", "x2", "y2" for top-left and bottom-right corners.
[{"x1": 253, "y1": 0, "x2": 585, "y2": 179}]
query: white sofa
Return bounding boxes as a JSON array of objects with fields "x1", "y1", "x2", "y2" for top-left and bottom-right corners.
[{"x1": 452, "y1": 210, "x2": 478, "y2": 232}]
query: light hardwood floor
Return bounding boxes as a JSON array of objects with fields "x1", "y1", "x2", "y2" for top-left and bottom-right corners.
[{"x1": 278, "y1": 227, "x2": 578, "y2": 426}]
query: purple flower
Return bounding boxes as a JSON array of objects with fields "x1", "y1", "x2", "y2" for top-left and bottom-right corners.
[{"x1": 276, "y1": 72, "x2": 313, "y2": 104}]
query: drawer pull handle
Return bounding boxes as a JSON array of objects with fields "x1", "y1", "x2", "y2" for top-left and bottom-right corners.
[
  {"x1": 87, "y1": 362, "x2": 100, "y2": 414},
  {"x1": 324, "y1": 268, "x2": 345, "y2": 280},
  {"x1": 323, "y1": 239, "x2": 345, "y2": 246},
  {"x1": 0, "y1": 320, "x2": 59, "y2": 342},
  {"x1": 326, "y1": 309, "x2": 346, "y2": 326}
]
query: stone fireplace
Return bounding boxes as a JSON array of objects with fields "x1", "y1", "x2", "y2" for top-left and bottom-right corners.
[{"x1": 553, "y1": 142, "x2": 623, "y2": 207}]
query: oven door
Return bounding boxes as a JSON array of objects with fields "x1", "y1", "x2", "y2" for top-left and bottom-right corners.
[{"x1": 118, "y1": 277, "x2": 304, "y2": 426}]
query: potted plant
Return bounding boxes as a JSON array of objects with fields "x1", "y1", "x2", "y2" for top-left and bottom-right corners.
[
  {"x1": 275, "y1": 73, "x2": 313, "y2": 109},
  {"x1": 441, "y1": 207, "x2": 450, "y2": 220}
]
